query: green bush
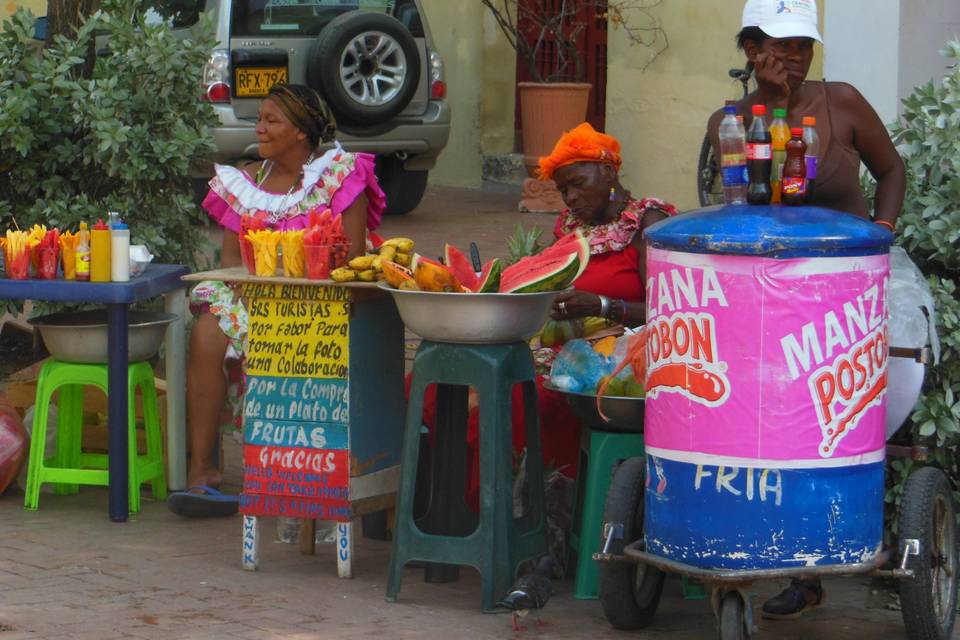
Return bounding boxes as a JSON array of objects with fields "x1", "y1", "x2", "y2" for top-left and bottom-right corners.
[
  {"x1": 0, "y1": 0, "x2": 217, "y2": 314},
  {"x1": 865, "y1": 41, "x2": 960, "y2": 533}
]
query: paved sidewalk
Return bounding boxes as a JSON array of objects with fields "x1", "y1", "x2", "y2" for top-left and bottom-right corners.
[{"x1": 0, "y1": 186, "x2": 949, "y2": 639}]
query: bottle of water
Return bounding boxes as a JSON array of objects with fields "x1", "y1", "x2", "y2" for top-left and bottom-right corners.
[{"x1": 719, "y1": 104, "x2": 747, "y2": 205}]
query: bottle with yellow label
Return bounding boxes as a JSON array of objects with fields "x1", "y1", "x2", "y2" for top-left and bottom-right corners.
[
  {"x1": 90, "y1": 218, "x2": 112, "y2": 282},
  {"x1": 75, "y1": 222, "x2": 91, "y2": 282}
]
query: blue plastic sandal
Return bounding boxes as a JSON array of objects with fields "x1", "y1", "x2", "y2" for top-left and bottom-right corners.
[{"x1": 167, "y1": 485, "x2": 239, "y2": 518}]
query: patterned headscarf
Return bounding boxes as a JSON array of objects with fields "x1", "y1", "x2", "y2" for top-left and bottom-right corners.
[
  {"x1": 538, "y1": 122, "x2": 623, "y2": 181},
  {"x1": 267, "y1": 84, "x2": 337, "y2": 149}
]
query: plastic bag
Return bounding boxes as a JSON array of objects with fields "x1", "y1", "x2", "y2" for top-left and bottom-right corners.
[
  {"x1": 889, "y1": 246, "x2": 939, "y2": 362},
  {"x1": 0, "y1": 404, "x2": 27, "y2": 495},
  {"x1": 885, "y1": 247, "x2": 940, "y2": 440},
  {"x1": 549, "y1": 339, "x2": 613, "y2": 393}
]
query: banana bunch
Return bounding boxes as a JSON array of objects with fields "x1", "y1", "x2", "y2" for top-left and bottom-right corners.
[{"x1": 329, "y1": 237, "x2": 416, "y2": 283}]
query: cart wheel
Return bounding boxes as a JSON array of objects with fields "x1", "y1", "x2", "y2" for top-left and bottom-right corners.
[
  {"x1": 599, "y1": 457, "x2": 666, "y2": 630},
  {"x1": 718, "y1": 591, "x2": 751, "y2": 640},
  {"x1": 899, "y1": 466, "x2": 958, "y2": 640}
]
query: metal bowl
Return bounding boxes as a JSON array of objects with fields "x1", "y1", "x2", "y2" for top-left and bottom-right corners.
[
  {"x1": 543, "y1": 380, "x2": 645, "y2": 433},
  {"x1": 30, "y1": 310, "x2": 177, "y2": 364},
  {"x1": 378, "y1": 282, "x2": 559, "y2": 344}
]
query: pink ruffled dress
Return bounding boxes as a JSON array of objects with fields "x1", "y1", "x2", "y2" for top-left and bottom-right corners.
[{"x1": 192, "y1": 145, "x2": 386, "y2": 432}]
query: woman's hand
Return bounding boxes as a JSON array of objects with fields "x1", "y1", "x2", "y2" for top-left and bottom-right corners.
[
  {"x1": 551, "y1": 289, "x2": 602, "y2": 320},
  {"x1": 754, "y1": 52, "x2": 791, "y2": 102}
]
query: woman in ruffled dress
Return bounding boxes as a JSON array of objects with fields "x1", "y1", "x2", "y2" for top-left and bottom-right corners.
[{"x1": 168, "y1": 84, "x2": 385, "y2": 516}]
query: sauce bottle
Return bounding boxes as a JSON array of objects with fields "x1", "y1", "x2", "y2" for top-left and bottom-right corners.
[
  {"x1": 781, "y1": 128, "x2": 808, "y2": 206},
  {"x1": 90, "y1": 218, "x2": 111, "y2": 282},
  {"x1": 75, "y1": 222, "x2": 91, "y2": 282},
  {"x1": 746, "y1": 104, "x2": 773, "y2": 205}
]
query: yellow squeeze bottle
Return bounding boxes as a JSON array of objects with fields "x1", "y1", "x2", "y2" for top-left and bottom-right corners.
[{"x1": 90, "y1": 218, "x2": 112, "y2": 282}]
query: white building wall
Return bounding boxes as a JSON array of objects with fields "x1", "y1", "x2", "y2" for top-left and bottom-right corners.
[
  {"x1": 823, "y1": 0, "x2": 902, "y2": 125},
  {"x1": 824, "y1": 0, "x2": 960, "y2": 126}
]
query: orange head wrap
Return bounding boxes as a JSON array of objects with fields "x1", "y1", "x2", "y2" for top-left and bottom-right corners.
[{"x1": 537, "y1": 122, "x2": 622, "y2": 181}]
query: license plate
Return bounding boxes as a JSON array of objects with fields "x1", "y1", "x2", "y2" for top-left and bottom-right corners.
[{"x1": 235, "y1": 67, "x2": 288, "y2": 98}]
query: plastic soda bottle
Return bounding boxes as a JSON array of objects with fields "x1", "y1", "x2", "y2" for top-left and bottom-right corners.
[
  {"x1": 746, "y1": 104, "x2": 772, "y2": 205},
  {"x1": 769, "y1": 108, "x2": 790, "y2": 204},
  {"x1": 718, "y1": 104, "x2": 747, "y2": 205},
  {"x1": 75, "y1": 221, "x2": 91, "y2": 282},
  {"x1": 802, "y1": 116, "x2": 819, "y2": 199},
  {"x1": 780, "y1": 127, "x2": 808, "y2": 206}
]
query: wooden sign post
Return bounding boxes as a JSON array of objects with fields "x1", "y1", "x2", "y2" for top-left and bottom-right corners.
[{"x1": 228, "y1": 279, "x2": 404, "y2": 575}]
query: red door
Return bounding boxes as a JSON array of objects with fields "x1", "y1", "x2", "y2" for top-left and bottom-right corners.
[{"x1": 514, "y1": 0, "x2": 609, "y2": 140}]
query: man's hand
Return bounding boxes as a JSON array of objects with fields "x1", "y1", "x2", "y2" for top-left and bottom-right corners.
[{"x1": 754, "y1": 52, "x2": 791, "y2": 100}]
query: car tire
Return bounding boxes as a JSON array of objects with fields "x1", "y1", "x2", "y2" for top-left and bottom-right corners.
[
  {"x1": 376, "y1": 155, "x2": 428, "y2": 216},
  {"x1": 308, "y1": 11, "x2": 421, "y2": 125}
]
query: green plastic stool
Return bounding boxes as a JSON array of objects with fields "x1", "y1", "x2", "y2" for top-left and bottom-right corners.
[
  {"x1": 386, "y1": 341, "x2": 547, "y2": 611},
  {"x1": 23, "y1": 359, "x2": 167, "y2": 513},
  {"x1": 569, "y1": 429, "x2": 645, "y2": 599}
]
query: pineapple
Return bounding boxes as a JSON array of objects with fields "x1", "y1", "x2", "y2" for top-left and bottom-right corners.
[{"x1": 506, "y1": 223, "x2": 545, "y2": 265}]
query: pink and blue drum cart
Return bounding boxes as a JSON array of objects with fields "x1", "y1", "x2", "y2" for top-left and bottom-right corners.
[{"x1": 593, "y1": 205, "x2": 957, "y2": 640}]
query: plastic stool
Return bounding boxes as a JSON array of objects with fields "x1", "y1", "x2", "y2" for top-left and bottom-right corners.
[
  {"x1": 569, "y1": 428, "x2": 645, "y2": 599},
  {"x1": 23, "y1": 359, "x2": 166, "y2": 513},
  {"x1": 387, "y1": 341, "x2": 547, "y2": 611}
]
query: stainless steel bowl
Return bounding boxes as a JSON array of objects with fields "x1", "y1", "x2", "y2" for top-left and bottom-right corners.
[
  {"x1": 30, "y1": 310, "x2": 177, "y2": 364},
  {"x1": 543, "y1": 380, "x2": 645, "y2": 433},
  {"x1": 378, "y1": 282, "x2": 559, "y2": 344}
]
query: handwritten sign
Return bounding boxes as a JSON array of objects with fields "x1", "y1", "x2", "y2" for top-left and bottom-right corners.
[{"x1": 240, "y1": 284, "x2": 353, "y2": 521}]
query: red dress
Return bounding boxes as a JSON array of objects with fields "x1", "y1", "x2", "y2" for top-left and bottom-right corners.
[{"x1": 415, "y1": 197, "x2": 677, "y2": 510}]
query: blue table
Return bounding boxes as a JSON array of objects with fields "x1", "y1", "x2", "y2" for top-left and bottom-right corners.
[{"x1": 0, "y1": 264, "x2": 191, "y2": 521}]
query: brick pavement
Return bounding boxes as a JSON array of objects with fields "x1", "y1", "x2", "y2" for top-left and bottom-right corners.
[{"x1": 0, "y1": 186, "x2": 950, "y2": 639}]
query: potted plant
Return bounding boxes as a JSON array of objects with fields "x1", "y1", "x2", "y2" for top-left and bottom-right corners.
[{"x1": 481, "y1": 0, "x2": 666, "y2": 179}]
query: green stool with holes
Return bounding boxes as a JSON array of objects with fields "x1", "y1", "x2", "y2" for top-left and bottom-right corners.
[
  {"x1": 569, "y1": 428, "x2": 646, "y2": 599},
  {"x1": 23, "y1": 359, "x2": 166, "y2": 513},
  {"x1": 386, "y1": 340, "x2": 547, "y2": 612}
]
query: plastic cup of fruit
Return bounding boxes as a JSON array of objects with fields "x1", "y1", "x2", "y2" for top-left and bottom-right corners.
[
  {"x1": 37, "y1": 248, "x2": 58, "y2": 279},
  {"x1": 305, "y1": 244, "x2": 333, "y2": 280}
]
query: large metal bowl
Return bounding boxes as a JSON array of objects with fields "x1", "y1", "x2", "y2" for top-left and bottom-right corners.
[
  {"x1": 543, "y1": 380, "x2": 645, "y2": 433},
  {"x1": 378, "y1": 282, "x2": 559, "y2": 344},
  {"x1": 30, "y1": 310, "x2": 177, "y2": 364}
]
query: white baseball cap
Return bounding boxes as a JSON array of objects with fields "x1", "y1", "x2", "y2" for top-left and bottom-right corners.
[{"x1": 742, "y1": 0, "x2": 822, "y2": 43}]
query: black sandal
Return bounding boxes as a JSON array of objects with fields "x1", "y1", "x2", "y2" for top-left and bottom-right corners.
[{"x1": 761, "y1": 579, "x2": 825, "y2": 620}]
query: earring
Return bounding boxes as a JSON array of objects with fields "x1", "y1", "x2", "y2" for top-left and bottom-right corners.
[{"x1": 609, "y1": 186, "x2": 616, "y2": 201}]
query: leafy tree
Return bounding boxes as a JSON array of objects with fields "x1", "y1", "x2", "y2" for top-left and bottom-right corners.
[
  {"x1": 865, "y1": 41, "x2": 960, "y2": 532},
  {"x1": 0, "y1": 0, "x2": 217, "y2": 314}
]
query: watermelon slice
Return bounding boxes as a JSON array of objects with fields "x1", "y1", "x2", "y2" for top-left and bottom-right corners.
[
  {"x1": 537, "y1": 229, "x2": 591, "y2": 282},
  {"x1": 444, "y1": 243, "x2": 502, "y2": 293},
  {"x1": 499, "y1": 250, "x2": 580, "y2": 293}
]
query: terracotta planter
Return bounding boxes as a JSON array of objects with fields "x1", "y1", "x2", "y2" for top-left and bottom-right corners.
[{"x1": 518, "y1": 82, "x2": 592, "y2": 177}]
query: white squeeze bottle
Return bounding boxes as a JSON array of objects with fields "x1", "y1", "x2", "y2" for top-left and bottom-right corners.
[
  {"x1": 718, "y1": 104, "x2": 747, "y2": 205},
  {"x1": 111, "y1": 220, "x2": 130, "y2": 282},
  {"x1": 802, "y1": 116, "x2": 820, "y2": 200}
]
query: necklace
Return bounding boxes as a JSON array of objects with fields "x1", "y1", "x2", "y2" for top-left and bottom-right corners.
[{"x1": 257, "y1": 153, "x2": 316, "y2": 224}]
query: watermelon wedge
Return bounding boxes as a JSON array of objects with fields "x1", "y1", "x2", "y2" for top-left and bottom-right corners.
[
  {"x1": 499, "y1": 250, "x2": 580, "y2": 293},
  {"x1": 444, "y1": 243, "x2": 502, "y2": 293},
  {"x1": 537, "y1": 229, "x2": 591, "y2": 282}
]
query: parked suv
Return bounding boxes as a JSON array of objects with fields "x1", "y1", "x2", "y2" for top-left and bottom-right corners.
[{"x1": 146, "y1": 0, "x2": 449, "y2": 215}]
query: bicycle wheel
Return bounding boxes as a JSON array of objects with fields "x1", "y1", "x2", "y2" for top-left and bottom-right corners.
[{"x1": 697, "y1": 134, "x2": 723, "y2": 207}]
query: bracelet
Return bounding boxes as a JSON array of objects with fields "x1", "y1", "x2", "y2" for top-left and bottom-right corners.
[
  {"x1": 618, "y1": 299, "x2": 628, "y2": 325},
  {"x1": 874, "y1": 219, "x2": 895, "y2": 232},
  {"x1": 598, "y1": 295, "x2": 610, "y2": 318}
]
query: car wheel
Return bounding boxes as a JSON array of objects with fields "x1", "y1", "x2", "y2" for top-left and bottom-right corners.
[
  {"x1": 309, "y1": 11, "x2": 421, "y2": 125},
  {"x1": 376, "y1": 156, "x2": 428, "y2": 216}
]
